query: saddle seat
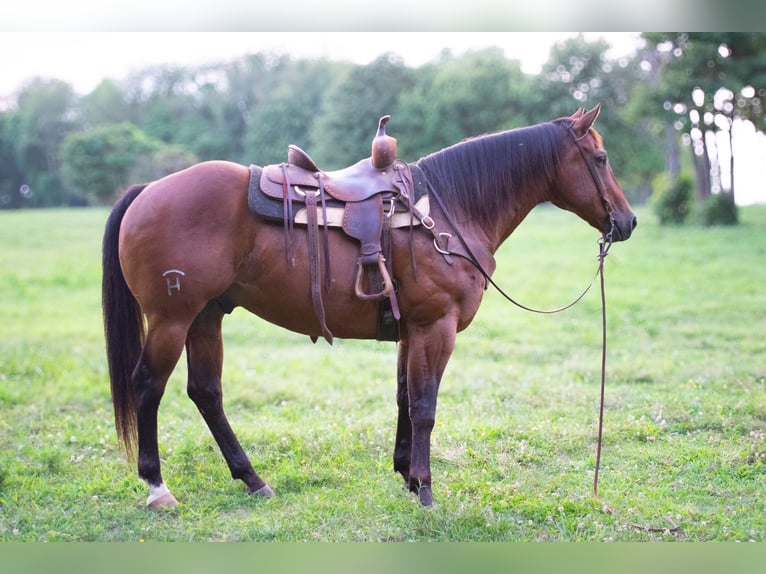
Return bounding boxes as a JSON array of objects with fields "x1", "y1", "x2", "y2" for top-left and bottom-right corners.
[{"x1": 262, "y1": 145, "x2": 407, "y2": 204}]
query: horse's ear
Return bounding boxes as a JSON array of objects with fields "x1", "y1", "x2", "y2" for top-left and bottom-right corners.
[
  {"x1": 571, "y1": 104, "x2": 601, "y2": 137},
  {"x1": 571, "y1": 107, "x2": 585, "y2": 119}
]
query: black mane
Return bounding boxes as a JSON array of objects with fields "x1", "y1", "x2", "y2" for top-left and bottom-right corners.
[{"x1": 416, "y1": 120, "x2": 566, "y2": 223}]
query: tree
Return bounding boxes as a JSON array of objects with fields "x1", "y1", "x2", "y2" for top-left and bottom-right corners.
[
  {"x1": 130, "y1": 143, "x2": 198, "y2": 184},
  {"x1": 13, "y1": 79, "x2": 79, "y2": 206},
  {"x1": 60, "y1": 122, "x2": 160, "y2": 203},
  {"x1": 395, "y1": 48, "x2": 533, "y2": 159},
  {"x1": 126, "y1": 65, "x2": 201, "y2": 144},
  {"x1": 534, "y1": 35, "x2": 665, "y2": 203},
  {"x1": 214, "y1": 53, "x2": 289, "y2": 162},
  {"x1": 643, "y1": 33, "x2": 766, "y2": 213},
  {"x1": 80, "y1": 79, "x2": 132, "y2": 127},
  {"x1": 0, "y1": 111, "x2": 24, "y2": 208},
  {"x1": 122, "y1": 63, "x2": 231, "y2": 161},
  {"x1": 612, "y1": 44, "x2": 670, "y2": 203},
  {"x1": 532, "y1": 34, "x2": 615, "y2": 122},
  {"x1": 243, "y1": 58, "x2": 347, "y2": 165},
  {"x1": 309, "y1": 53, "x2": 416, "y2": 168}
]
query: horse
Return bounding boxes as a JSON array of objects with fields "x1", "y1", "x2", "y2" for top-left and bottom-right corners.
[{"x1": 102, "y1": 105, "x2": 636, "y2": 508}]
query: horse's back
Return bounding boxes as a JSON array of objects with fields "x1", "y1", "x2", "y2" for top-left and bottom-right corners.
[{"x1": 124, "y1": 160, "x2": 250, "y2": 222}]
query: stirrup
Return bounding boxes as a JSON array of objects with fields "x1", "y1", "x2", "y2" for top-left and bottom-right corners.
[{"x1": 354, "y1": 254, "x2": 394, "y2": 301}]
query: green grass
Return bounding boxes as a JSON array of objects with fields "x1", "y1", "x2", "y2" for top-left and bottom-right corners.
[{"x1": 1, "y1": 204, "x2": 764, "y2": 541}]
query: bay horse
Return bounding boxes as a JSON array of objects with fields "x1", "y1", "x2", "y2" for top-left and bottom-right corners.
[{"x1": 102, "y1": 105, "x2": 636, "y2": 508}]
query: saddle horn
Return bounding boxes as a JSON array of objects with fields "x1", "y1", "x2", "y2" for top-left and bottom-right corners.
[{"x1": 371, "y1": 115, "x2": 397, "y2": 170}]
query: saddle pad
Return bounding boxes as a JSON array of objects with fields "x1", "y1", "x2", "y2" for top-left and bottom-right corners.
[{"x1": 248, "y1": 165, "x2": 344, "y2": 222}]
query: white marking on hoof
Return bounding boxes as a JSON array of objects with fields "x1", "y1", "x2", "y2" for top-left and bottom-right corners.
[
  {"x1": 250, "y1": 484, "x2": 275, "y2": 498},
  {"x1": 146, "y1": 483, "x2": 178, "y2": 508}
]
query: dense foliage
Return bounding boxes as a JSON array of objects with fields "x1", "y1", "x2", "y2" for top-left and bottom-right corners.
[
  {"x1": 651, "y1": 174, "x2": 693, "y2": 225},
  {"x1": 1, "y1": 34, "x2": 763, "y2": 222}
]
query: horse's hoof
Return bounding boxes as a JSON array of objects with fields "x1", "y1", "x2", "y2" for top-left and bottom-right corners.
[
  {"x1": 418, "y1": 486, "x2": 434, "y2": 506},
  {"x1": 249, "y1": 484, "x2": 275, "y2": 498},
  {"x1": 147, "y1": 491, "x2": 178, "y2": 510}
]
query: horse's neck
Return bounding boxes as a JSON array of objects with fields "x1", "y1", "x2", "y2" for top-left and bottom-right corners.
[
  {"x1": 419, "y1": 126, "x2": 559, "y2": 253},
  {"x1": 498, "y1": 195, "x2": 548, "y2": 253},
  {"x1": 482, "y1": 178, "x2": 552, "y2": 253}
]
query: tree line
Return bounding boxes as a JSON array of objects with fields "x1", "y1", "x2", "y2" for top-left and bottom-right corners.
[{"x1": 1, "y1": 33, "x2": 763, "y2": 224}]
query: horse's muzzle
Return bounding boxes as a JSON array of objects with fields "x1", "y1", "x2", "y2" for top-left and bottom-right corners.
[{"x1": 610, "y1": 212, "x2": 638, "y2": 242}]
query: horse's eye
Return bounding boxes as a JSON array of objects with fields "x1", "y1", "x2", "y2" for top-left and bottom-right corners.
[{"x1": 595, "y1": 154, "x2": 608, "y2": 166}]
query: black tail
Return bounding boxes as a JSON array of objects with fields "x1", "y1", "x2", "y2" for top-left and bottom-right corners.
[{"x1": 102, "y1": 184, "x2": 148, "y2": 458}]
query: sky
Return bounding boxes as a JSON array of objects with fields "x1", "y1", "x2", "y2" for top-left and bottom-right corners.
[{"x1": 0, "y1": 32, "x2": 643, "y2": 98}]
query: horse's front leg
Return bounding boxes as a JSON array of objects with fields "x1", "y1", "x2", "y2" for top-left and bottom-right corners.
[
  {"x1": 403, "y1": 318, "x2": 457, "y2": 506},
  {"x1": 393, "y1": 340, "x2": 411, "y2": 481}
]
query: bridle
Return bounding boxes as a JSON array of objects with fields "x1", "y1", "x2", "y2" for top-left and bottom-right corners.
[
  {"x1": 424, "y1": 122, "x2": 616, "y2": 498},
  {"x1": 567, "y1": 124, "x2": 617, "y2": 248}
]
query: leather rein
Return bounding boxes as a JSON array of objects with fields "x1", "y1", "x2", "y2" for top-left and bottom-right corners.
[{"x1": 423, "y1": 124, "x2": 616, "y2": 499}]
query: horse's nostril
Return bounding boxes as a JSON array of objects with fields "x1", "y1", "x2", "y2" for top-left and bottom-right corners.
[{"x1": 632, "y1": 216, "x2": 638, "y2": 230}]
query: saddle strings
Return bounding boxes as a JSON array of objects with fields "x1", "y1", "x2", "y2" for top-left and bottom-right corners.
[{"x1": 280, "y1": 163, "x2": 296, "y2": 266}]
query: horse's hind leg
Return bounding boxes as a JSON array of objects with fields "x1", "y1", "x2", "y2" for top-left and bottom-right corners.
[
  {"x1": 134, "y1": 319, "x2": 189, "y2": 508},
  {"x1": 185, "y1": 302, "x2": 273, "y2": 498}
]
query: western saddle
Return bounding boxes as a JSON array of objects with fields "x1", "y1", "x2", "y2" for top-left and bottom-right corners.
[{"x1": 249, "y1": 115, "x2": 433, "y2": 344}]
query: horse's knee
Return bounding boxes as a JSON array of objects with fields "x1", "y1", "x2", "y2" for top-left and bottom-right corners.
[{"x1": 408, "y1": 400, "x2": 436, "y2": 432}]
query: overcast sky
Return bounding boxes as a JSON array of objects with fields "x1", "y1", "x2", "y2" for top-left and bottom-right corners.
[{"x1": 0, "y1": 32, "x2": 643, "y2": 98}]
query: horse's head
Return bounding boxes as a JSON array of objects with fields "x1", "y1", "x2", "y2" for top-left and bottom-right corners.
[{"x1": 551, "y1": 105, "x2": 637, "y2": 242}]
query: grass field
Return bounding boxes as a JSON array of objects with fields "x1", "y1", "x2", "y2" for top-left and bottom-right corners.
[{"x1": 1, "y1": 202, "x2": 764, "y2": 542}]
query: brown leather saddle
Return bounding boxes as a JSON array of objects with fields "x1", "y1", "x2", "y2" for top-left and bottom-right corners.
[{"x1": 248, "y1": 116, "x2": 432, "y2": 344}]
